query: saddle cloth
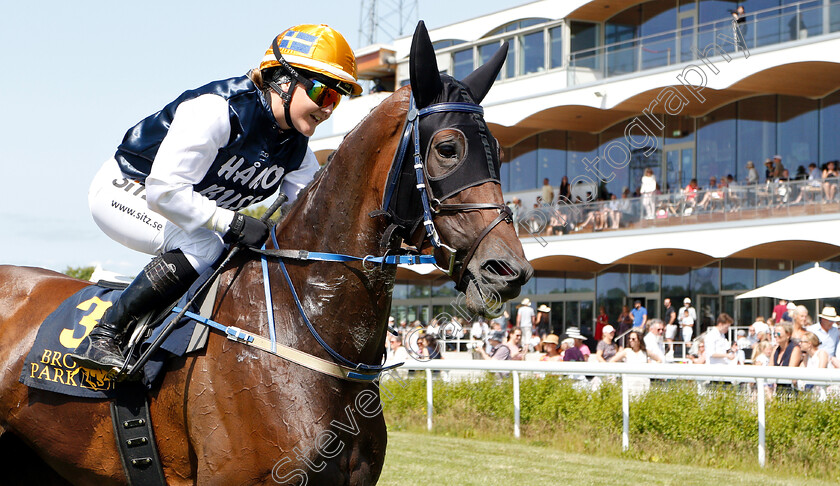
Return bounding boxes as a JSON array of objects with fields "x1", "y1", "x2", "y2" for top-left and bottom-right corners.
[{"x1": 19, "y1": 269, "x2": 217, "y2": 399}]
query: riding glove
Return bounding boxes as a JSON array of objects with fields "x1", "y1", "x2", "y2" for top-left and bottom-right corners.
[{"x1": 224, "y1": 212, "x2": 270, "y2": 247}]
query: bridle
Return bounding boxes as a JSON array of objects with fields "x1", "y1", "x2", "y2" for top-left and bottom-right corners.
[{"x1": 380, "y1": 94, "x2": 512, "y2": 290}]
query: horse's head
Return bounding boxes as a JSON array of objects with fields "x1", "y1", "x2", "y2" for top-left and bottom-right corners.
[{"x1": 384, "y1": 22, "x2": 533, "y2": 317}]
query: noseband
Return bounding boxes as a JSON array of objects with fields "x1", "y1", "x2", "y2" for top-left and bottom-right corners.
[{"x1": 381, "y1": 95, "x2": 512, "y2": 290}]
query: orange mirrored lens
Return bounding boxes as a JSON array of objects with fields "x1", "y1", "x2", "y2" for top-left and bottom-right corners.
[{"x1": 307, "y1": 80, "x2": 341, "y2": 108}]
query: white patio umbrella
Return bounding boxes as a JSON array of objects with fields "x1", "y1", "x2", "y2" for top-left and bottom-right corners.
[{"x1": 736, "y1": 263, "x2": 840, "y2": 301}]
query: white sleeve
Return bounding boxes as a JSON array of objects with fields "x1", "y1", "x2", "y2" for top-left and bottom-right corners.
[
  {"x1": 278, "y1": 148, "x2": 320, "y2": 204},
  {"x1": 144, "y1": 94, "x2": 234, "y2": 234}
]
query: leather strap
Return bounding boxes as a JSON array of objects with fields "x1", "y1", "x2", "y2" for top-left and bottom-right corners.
[{"x1": 110, "y1": 383, "x2": 166, "y2": 486}]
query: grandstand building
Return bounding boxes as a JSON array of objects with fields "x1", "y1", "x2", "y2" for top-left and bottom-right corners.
[{"x1": 310, "y1": 0, "x2": 840, "y2": 338}]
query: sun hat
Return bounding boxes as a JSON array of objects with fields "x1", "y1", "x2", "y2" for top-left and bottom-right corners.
[
  {"x1": 519, "y1": 298, "x2": 532, "y2": 307},
  {"x1": 565, "y1": 327, "x2": 586, "y2": 340},
  {"x1": 602, "y1": 325, "x2": 615, "y2": 334},
  {"x1": 542, "y1": 334, "x2": 560, "y2": 346},
  {"x1": 818, "y1": 306, "x2": 840, "y2": 322},
  {"x1": 683, "y1": 298, "x2": 691, "y2": 304},
  {"x1": 537, "y1": 304, "x2": 551, "y2": 312}
]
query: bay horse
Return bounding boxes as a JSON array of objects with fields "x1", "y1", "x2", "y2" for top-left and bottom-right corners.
[{"x1": 0, "y1": 22, "x2": 532, "y2": 485}]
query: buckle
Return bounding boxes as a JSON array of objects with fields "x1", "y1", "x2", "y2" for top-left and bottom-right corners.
[{"x1": 433, "y1": 243, "x2": 459, "y2": 277}]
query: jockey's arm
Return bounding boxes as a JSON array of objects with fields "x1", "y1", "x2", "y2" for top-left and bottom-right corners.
[{"x1": 144, "y1": 94, "x2": 234, "y2": 234}]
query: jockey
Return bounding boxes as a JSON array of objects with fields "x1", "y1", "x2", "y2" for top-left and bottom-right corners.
[{"x1": 71, "y1": 25, "x2": 362, "y2": 370}]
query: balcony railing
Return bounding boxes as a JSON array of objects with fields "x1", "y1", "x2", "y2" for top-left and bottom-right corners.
[
  {"x1": 512, "y1": 176, "x2": 840, "y2": 238},
  {"x1": 566, "y1": 0, "x2": 836, "y2": 86}
]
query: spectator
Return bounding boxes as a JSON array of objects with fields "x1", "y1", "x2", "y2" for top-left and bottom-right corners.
[
  {"x1": 736, "y1": 329, "x2": 752, "y2": 352},
  {"x1": 558, "y1": 175, "x2": 571, "y2": 203},
  {"x1": 679, "y1": 297, "x2": 696, "y2": 342},
  {"x1": 421, "y1": 334, "x2": 442, "y2": 360},
  {"x1": 752, "y1": 340, "x2": 775, "y2": 399},
  {"x1": 516, "y1": 298, "x2": 536, "y2": 352},
  {"x1": 752, "y1": 317, "x2": 770, "y2": 347},
  {"x1": 640, "y1": 168, "x2": 657, "y2": 220},
  {"x1": 471, "y1": 318, "x2": 490, "y2": 345},
  {"x1": 385, "y1": 334, "x2": 409, "y2": 368},
  {"x1": 540, "y1": 178, "x2": 554, "y2": 207},
  {"x1": 687, "y1": 341, "x2": 707, "y2": 364},
  {"x1": 772, "y1": 322, "x2": 802, "y2": 398},
  {"x1": 698, "y1": 176, "x2": 723, "y2": 210},
  {"x1": 663, "y1": 298, "x2": 678, "y2": 353},
  {"x1": 763, "y1": 158, "x2": 774, "y2": 182},
  {"x1": 491, "y1": 310, "x2": 509, "y2": 331},
  {"x1": 617, "y1": 304, "x2": 634, "y2": 346},
  {"x1": 726, "y1": 341, "x2": 746, "y2": 366},
  {"x1": 704, "y1": 313, "x2": 734, "y2": 365},
  {"x1": 595, "y1": 325, "x2": 619, "y2": 362},
  {"x1": 476, "y1": 330, "x2": 511, "y2": 361},
  {"x1": 791, "y1": 305, "x2": 810, "y2": 342},
  {"x1": 509, "y1": 198, "x2": 523, "y2": 235},
  {"x1": 535, "y1": 305, "x2": 552, "y2": 341},
  {"x1": 781, "y1": 301, "x2": 795, "y2": 323},
  {"x1": 806, "y1": 306, "x2": 840, "y2": 358},
  {"x1": 606, "y1": 194, "x2": 622, "y2": 229},
  {"x1": 771, "y1": 299, "x2": 788, "y2": 323},
  {"x1": 683, "y1": 178, "x2": 699, "y2": 214},
  {"x1": 799, "y1": 331, "x2": 829, "y2": 400},
  {"x1": 745, "y1": 161, "x2": 758, "y2": 185},
  {"x1": 562, "y1": 337, "x2": 585, "y2": 362},
  {"x1": 595, "y1": 305, "x2": 609, "y2": 341},
  {"x1": 630, "y1": 300, "x2": 648, "y2": 330},
  {"x1": 822, "y1": 161, "x2": 838, "y2": 201},
  {"x1": 539, "y1": 334, "x2": 562, "y2": 361},
  {"x1": 644, "y1": 319, "x2": 666, "y2": 363},
  {"x1": 772, "y1": 155, "x2": 785, "y2": 179},
  {"x1": 793, "y1": 163, "x2": 822, "y2": 203},
  {"x1": 610, "y1": 330, "x2": 659, "y2": 396},
  {"x1": 566, "y1": 327, "x2": 591, "y2": 359}
]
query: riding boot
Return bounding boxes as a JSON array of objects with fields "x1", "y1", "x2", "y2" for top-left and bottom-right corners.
[{"x1": 70, "y1": 250, "x2": 199, "y2": 370}]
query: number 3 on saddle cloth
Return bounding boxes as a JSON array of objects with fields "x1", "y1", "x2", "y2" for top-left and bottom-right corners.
[{"x1": 19, "y1": 271, "x2": 216, "y2": 399}]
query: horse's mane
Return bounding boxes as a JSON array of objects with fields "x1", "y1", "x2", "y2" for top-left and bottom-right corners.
[{"x1": 274, "y1": 88, "x2": 409, "y2": 225}]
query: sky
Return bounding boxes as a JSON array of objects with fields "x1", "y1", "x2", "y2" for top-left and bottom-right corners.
[{"x1": 0, "y1": 0, "x2": 521, "y2": 277}]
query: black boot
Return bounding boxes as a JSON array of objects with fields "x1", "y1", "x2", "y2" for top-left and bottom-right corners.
[{"x1": 70, "y1": 250, "x2": 199, "y2": 370}]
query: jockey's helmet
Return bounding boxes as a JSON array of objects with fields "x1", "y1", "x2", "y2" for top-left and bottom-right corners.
[{"x1": 261, "y1": 24, "x2": 362, "y2": 97}]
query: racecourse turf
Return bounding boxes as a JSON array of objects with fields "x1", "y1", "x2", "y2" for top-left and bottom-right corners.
[{"x1": 378, "y1": 431, "x2": 832, "y2": 486}]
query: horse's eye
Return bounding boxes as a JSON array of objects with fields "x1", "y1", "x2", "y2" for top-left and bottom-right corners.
[{"x1": 438, "y1": 143, "x2": 458, "y2": 159}]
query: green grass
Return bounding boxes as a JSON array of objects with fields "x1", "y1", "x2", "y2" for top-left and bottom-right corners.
[{"x1": 379, "y1": 431, "x2": 834, "y2": 486}]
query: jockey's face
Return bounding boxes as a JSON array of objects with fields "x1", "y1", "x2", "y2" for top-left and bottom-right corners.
[{"x1": 270, "y1": 83, "x2": 335, "y2": 137}]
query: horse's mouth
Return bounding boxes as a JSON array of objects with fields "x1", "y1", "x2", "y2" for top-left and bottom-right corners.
[{"x1": 461, "y1": 256, "x2": 532, "y2": 318}]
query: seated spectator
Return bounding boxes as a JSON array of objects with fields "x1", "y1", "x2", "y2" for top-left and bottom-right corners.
[
  {"x1": 687, "y1": 341, "x2": 707, "y2": 364},
  {"x1": 822, "y1": 161, "x2": 838, "y2": 201},
  {"x1": 799, "y1": 331, "x2": 829, "y2": 400},
  {"x1": 609, "y1": 330, "x2": 659, "y2": 396},
  {"x1": 726, "y1": 341, "x2": 745, "y2": 366},
  {"x1": 606, "y1": 194, "x2": 622, "y2": 229},
  {"x1": 476, "y1": 330, "x2": 511, "y2": 361},
  {"x1": 574, "y1": 204, "x2": 608, "y2": 232},
  {"x1": 792, "y1": 163, "x2": 822, "y2": 204},
  {"x1": 539, "y1": 334, "x2": 562, "y2": 361},
  {"x1": 562, "y1": 337, "x2": 585, "y2": 362},
  {"x1": 643, "y1": 319, "x2": 666, "y2": 363},
  {"x1": 595, "y1": 325, "x2": 619, "y2": 362},
  {"x1": 684, "y1": 179, "x2": 699, "y2": 210},
  {"x1": 698, "y1": 176, "x2": 724, "y2": 210},
  {"x1": 566, "y1": 327, "x2": 591, "y2": 359}
]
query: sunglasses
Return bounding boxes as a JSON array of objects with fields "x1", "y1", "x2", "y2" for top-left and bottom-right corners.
[
  {"x1": 298, "y1": 77, "x2": 343, "y2": 108},
  {"x1": 774, "y1": 332, "x2": 783, "y2": 337}
]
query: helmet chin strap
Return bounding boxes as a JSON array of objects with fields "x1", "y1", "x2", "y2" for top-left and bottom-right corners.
[{"x1": 268, "y1": 77, "x2": 299, "y2": 133}]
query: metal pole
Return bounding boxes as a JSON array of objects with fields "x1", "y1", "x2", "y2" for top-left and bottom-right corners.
[
  {"x1": 426, "y1": 368, "x2": 433, "y2": 432},
  {"x1": 513, "y1": 371, "x2": 521, "y2": 439},
  {"x1": 757, "y1": 378, "x2": 766, "y2": 467},
  {"x1": 622, "y1": 374, "x2": 630, "y2": 451}
]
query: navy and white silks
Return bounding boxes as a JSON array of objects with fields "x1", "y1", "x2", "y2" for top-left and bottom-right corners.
[{"x1": 89, "y1": 75, "x2": 319, "y2": 273}]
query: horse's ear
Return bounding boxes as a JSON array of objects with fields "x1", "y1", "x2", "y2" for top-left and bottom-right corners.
[
  {"x1": 461, "y1": 40, "x2": 508, "y2": 104},
  {"x1": 409, "y1": 21, "x2": 443, "y2": 109}
]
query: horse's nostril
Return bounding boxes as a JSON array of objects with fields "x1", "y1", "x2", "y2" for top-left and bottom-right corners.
[{"x1": 481, "y1": 260, "x2": 516, "y2": 278}]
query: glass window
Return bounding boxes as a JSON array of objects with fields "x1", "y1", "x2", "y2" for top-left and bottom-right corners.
[
  {"x1": 499, "y1": 147, "x2": 511, "y2": 192},
  {"x1": 630, "y1": 265, "x2": 660, "y2": 293},
  {"x1": 737, "y1": 96, "x2": 776, "y2": 183},
  {"x1": 640, "y1": 0, "x2": 677, "y2": 69},
  {"x1": 778, "y1": 95, "x2": 818, "y2": 172},
  {"x1": 407, "y1": 282, "x2": 430, "y2": 298},
  {"x1": 722, "y1": 258, "x2": 754, "y2": 291},
  {"x1": 566, "y1": 271, "x2": 595, "y2": 293},
  {"x1": 832, "y1": 0, "x2": 840, "y2": 33},
  {"x1": 567, "y1": 131, "x2": 600, "y2": 202},
  {"x1": 505, "y1": 39, "x2": 517, "y2": 79},
  {"x1": 599, "y1": 122, "x2": 639, "y2": 198},
  {"x1": 691, "y1": 263, "x2": 720, "y2": 294},
  {"x1": 549, "y1": 26, "x2": 563, "y2": 68},
  {"x1": 431, "y1": 277, "x2": 458, "y2": 298},
  {"x1": 537, "y1": 131, "x2": 567, "y2": 190},
  {"x1": 821, "y1": 89, "x2": 840, "y2": 164},
  {"x1": 452, "y1": 48, "x2": 474, "y2": 80},
  {"x1": 479, "y1": 42, "x2": 503, "y2": 81},
  {"x1": 570, "y1": 21, "x2": 599, "y2": 70},
  {"x1": 696, "y1": 103, "x2": 736, "y2": 186},
  {"x1": 392, "y1": 282, "x2": 408, "y2": 300},
  {"x1": 509, "y1": 135, "x2": 538, "y2": 191},
  {"x1": 596, "y1": 264, "x2": 629, "y2": 323},
  {"x1": 432, "y1": 39, "x2": 465, "y2": 50},
  {"x1": 757, "y1": 259, "x2": 791, "y2": 287},
  {"x1": 536, "y1": 274, "x2": 565, "y2": 294},
  {"x1": 662, "y1": 266, "x2": 691, "y2": 301},
  {"x1": 519, "y1": 30, "x2": 545, "y2": 75}
]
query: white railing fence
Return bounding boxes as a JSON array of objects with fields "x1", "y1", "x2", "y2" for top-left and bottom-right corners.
[{"x1": 399, "y1": 360, "x2": 840, "y2": 467}]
